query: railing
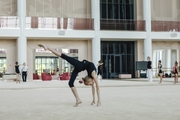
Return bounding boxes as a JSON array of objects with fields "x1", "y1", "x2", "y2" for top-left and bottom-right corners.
[
  {"x1": 100, "y1": 19, "x2": 145, "y2": 31},
  {"x1": 26, "y1": 17, "x2": 94, "y2": 30},
  {"x1": 0, "y1": 16, "x2": 19, "y2": 28},
  {"x1": 151, "y1": 20, "x2": 180, "y2": 32}
]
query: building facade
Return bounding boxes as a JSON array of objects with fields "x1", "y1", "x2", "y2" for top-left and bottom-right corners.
[{"x1": 0, "y1": 0, "x2": 180, "y2": 80}]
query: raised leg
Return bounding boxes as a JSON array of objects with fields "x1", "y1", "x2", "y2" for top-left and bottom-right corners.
[{"x1": 38, "y1": 44, "x2": 62, "y2": 57}]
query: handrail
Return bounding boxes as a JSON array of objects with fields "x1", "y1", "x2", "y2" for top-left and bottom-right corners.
[
  {"x1": 26, "y1": 17, "x2": 94, "y2": 30},
  {"x1": 100, "y1": 19, "x2": 145, "y2": 31},
  {"x1": 0, "y1": 16, "x2": 19, "y2": 28}
]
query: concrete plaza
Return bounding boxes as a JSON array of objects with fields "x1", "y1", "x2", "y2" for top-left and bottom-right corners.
[{"x1": 0, "y1": 78, "x2": 180, "y2": 120}]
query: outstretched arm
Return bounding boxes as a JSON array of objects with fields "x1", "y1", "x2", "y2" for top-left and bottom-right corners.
[
  {"x1": 38, "y1": 44, "x2": 62, "y2": 57},
  {"x1": 91, "y1": 70, "x2": 101, "y2": 106}
]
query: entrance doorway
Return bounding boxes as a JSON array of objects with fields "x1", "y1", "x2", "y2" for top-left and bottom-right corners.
[
  {"x1": 102, "y1": 55, "x2": 122, "y2": 78},
  {"x1": 101, "y1": 41, "x2": 135, "y2": 79}
]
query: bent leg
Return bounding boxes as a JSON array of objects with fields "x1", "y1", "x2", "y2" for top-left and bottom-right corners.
[
  {"x1": 71, "y1": 87, "x2": 82, "y2": 107},
  {"x1": 69, "y1": 70, "x2": 82, "y2": 107}
]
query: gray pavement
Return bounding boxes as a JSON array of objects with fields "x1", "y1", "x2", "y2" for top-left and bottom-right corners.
[{"x1": 0, "y1": 78, "x2": 180, "y2": 120}]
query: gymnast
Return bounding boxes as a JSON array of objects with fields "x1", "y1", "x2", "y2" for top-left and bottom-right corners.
[{"x1": 38, "y1": 44, "x2": 101, "y2": 107}]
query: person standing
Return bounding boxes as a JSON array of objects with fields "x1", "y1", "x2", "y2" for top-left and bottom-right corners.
[
  {"x1": 158, "y1": 60, "x2": 163, "y2": 83},
  {"x1": 147, "y1": 56, "x2": 153, "y2": 82},
  {"x1": 21, "y1": 62, "x2": 28, "y2": 82},
  {"x1": 97, "y1": 60, "x2": 103, "y2": 81},
  {"x1": 15, "y1": 62, "x2": 21, "y2": 83},
  {"x1": 173, "y1": 61, "x2": 178, "y2": 84},
  {"x1": 56, "y1": 66, "x2": 60, "y2": 80}
]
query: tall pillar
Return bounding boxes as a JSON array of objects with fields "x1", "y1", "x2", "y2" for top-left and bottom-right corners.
[
  {"x1": 177, "y1": 49, "x2": 179, "y2": 65},
  {"x1": 165, "y1": 50, "x2": 171, "y2": 74},
  {"x1": 162, "y1": 50, "x2": 166, "y2": 71},
  {"x1": 143, "y1": 0, "x2": 152, "y2": 60},
  {"x1": 152, "y1": 50, "x2": 157, "y2": 73},
  {"x1": 17, "y1": 0, "x2": 27, "y2": 64},
  {"x1": 91, "y1": 0, "x2": 100, "y2": 64}
]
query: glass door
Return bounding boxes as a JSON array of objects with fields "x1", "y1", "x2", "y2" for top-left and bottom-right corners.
[
  {"x1": 102, "y1": 55, "x2": 122, "y2": 78},
  {"x1": 35, "y1": 57, "x2": 59, "y2": 75},
  {"x1": 114, "y1": 55, "x2": 122, "y2": 78}
]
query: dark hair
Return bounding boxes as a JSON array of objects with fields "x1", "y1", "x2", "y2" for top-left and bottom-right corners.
[
  {"x1": 99, "y1": 60, "x2": 103, "y2": 63},
  {"x1": 79, "y1": 76, "x2": 91, "y2": 85},
  {"x1": 158, "y1": 60, "x2": 161, "y2": 63},
  {"x1": 15, "y1": 61, "x2": 18, "y2": 65},
  {"x1": 175, "y1": 61, "x2": 178, "y2": 66}
]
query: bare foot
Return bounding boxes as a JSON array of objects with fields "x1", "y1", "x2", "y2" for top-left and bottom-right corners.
[
  {"x1": 74, "y1": 101, "x2": 82, "y2": 107},
  {"x1": 38, "y1": 44, "x2": 47, "y2": 50}
]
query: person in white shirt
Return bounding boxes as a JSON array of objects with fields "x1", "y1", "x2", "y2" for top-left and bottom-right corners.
[{"x1": 22, "y1": 62, "x2": 28, "y2": 82}]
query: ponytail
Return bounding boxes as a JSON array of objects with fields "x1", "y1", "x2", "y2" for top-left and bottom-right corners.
[
  {"x1": 79, "y1": 79, "x2": 84, "y2": 84},
  {"x1": 79, "y1": 76, "x2": 90, "y2": 85}
]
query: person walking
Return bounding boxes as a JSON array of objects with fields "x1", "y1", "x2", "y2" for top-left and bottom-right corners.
[
  {"x1": 147, "y1": 56, "x2": 153, "y2": 82},
  {"x1": 38, "y1": 44, "x2": 101, "y2": 107},
  {"x1": 158, "y1": 60, "x2": 163, "y2": 83},
  {"x1": 97, "y1": 60, "x2": 103, "y2": 81},
  {"x1": 56, "y1": 66, "x2": 60, "y2": 80},
  {"x1": 21, "y1": 62, "x2": 28, "y2": 82},
  {"x1": 173, "y1": 61, "x2": 178, "y2": 84},
  {"x1": 15, "y1": 61, "x2": 21, "y2": 83}
]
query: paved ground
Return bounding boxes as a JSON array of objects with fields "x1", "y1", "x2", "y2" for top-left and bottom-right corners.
[{"x1": 0, "y1": 78, "x2": 180, "y2": 120}]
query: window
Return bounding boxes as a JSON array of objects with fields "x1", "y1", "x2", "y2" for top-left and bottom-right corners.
[
  {"x1": 100, "y1": 0, "x2": 134, "y2": 19},
  {"x1": 0, "y1": 57, "x2": 6, "y2": 73}
]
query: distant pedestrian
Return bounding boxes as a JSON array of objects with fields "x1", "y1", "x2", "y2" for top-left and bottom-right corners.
[
  {"x1": 15, "y1": 61, "x2": 21, "y2": 83},
  {"x1": 158, "y1": 60, "x2": 163, "y2": 83},
  {"x1": 97, "y1": 60, "x2": 103, "y2": 81},
  {"x1": 147, "y1": 56, "x2": 153, "y2": 82},
  {"x1": 56, "y1": 66, "x2": 60, "y2": 80},
  {"x1": 21, "y1": 62, "x2": 28, "y2": 82},
  {"x1": 173, "y1": 61, "x2": 178, "y2": 84}
]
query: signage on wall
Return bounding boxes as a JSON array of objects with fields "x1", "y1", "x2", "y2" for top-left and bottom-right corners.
[
  {"x1": 169, "y1": 29, "x2": 178, "y2": 37},
  {"x1": 0, "y1": 49, "x2": 6, "y2": 54},
  {"x1": 58, "y1": 30, "x2": 65, "y2": 35},
  {"x1": 170, "y1": 32, "x2": 177, "y2": 37}
]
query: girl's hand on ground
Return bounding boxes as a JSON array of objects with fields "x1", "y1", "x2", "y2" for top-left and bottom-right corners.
[
  {"x1": 97, "y1": 101, "x2": 101, "y2": 106},
  {"x1": 91, "y1": 100, "x2": 95, "y2": 105}
]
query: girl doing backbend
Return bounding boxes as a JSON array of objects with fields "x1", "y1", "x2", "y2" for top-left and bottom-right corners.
[{"x1": 38, "y1": 44, "x2": 101, "y2": 107}]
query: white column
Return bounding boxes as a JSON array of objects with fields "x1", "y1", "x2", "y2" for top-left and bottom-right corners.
[
  {"x1": 143, "y1": 0, "x2": 152, "y2": 60},
  {"x1": 177, "y1": 49, "x2": 179, "y2": 65},
  {"x1": 91, "y1": 0, "x2": 100, "y2": 64},
  {"x1": 165, "y1": 49, "x2": 171, "y2": 74},
  {"x1": 162, "y1": 50, "x2": 166, "y2": 71},
  {"x1": 17, "y1": 0, "x2": 27, "y2": 64},
  {"x1": 152, "y1": 50, "x2": 156, "y2": 75}
]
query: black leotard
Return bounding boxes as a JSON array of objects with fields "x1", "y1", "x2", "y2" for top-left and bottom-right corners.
[
  {"x1": 61, "y1": 54, "x2": 96, "y2": 87},
  {"x1": 15, "y1": 65, "x2": 20, "y2": 74},
  {"x1": 97, "y1": 64, "x2": 102, "y2": 75}
]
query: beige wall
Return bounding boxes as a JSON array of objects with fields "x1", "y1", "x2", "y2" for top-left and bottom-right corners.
[
  {"x1": 26, "y1": 0, "x2": 91, "y2": 18},
  {"x1": 135, "y1": 40, "x2": 144, "y2": 77},
  {"x1": 0, "y1": 0, "x2": 17, "y2": 16},
  {"x1": 151, "y1": 0, "x2": 180, "y2": 21},
  {"x1": 135, "y1": 0, "x2": 143, "y2": 20},
  {"x1": 0, "y1": 39, "x2": 17, "y2": 73},
  {"x1": 27, "y1": 39, "x2": 92, "y2": 80},
  {"x1": 1, "y1": 0, "x2": 180, "y2": 22},
  {"x1": 152, "y1": 41, "x2": 180, "y2": 50},
  {"x1": 136, "y1": 40, "x2": 144, "y2": 61}
]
